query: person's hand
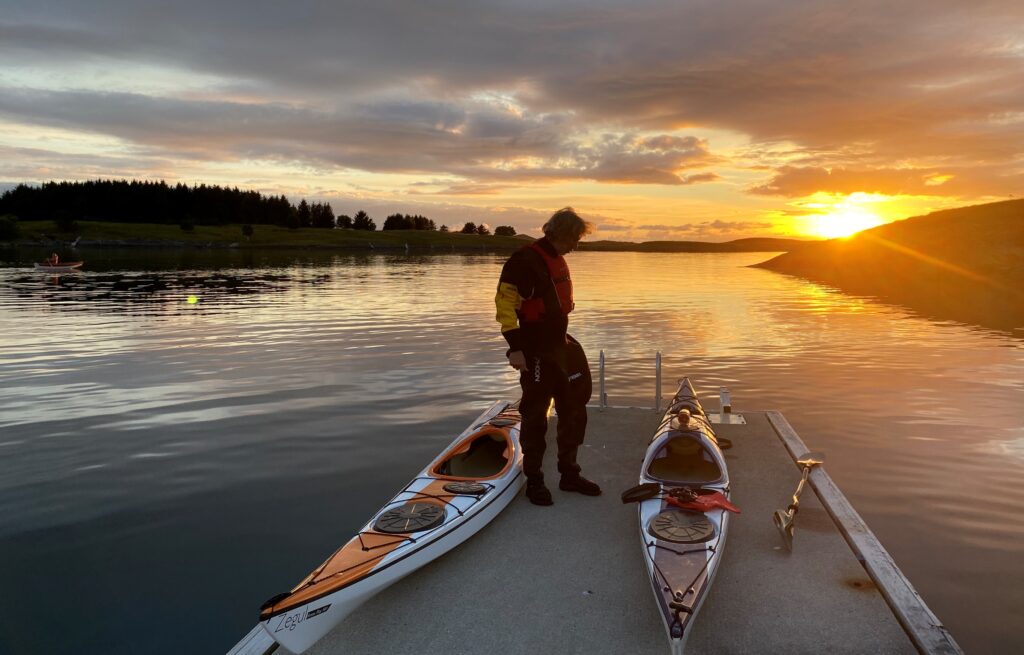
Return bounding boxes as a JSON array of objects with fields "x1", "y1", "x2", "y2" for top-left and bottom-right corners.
[{"x1": 508, "y1": 350, "x2": 527, "y2": 371}]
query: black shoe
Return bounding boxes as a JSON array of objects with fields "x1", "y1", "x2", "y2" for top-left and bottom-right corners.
[
  {"x1": 559, "y1": 473, "x2": 602, "y2": 496},
  {"x1": 525, "y1": 480, "x2": 554, "y2": 506}
]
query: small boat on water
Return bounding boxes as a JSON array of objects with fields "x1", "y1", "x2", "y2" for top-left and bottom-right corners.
[
  {"x1": 258, "y1": 401, "x2": 525, "y2": 653},
  {"x1": 33, "y1": 253, "x2": 83, "y2": 272},
  {"x1": 626, "y1": 378, "x2": 737, "y2": 654}
]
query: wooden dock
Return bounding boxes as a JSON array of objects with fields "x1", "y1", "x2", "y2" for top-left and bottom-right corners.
[{"x1": 229, "y1": 400, "x2": 961, "y2": 655}]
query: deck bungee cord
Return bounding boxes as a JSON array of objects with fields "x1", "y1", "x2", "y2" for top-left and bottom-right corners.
[{"x1": 645, "y1": 540, "x2": 720, "y2": 638}]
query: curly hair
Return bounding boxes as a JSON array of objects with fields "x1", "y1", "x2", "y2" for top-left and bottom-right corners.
[{"x1": 541, "y1": 207, "x2": 594, "y2": 240}]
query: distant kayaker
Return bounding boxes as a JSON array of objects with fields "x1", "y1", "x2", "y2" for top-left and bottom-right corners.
[{"x1": 495, "y1": 207, "x2": 600, "y2": 505}]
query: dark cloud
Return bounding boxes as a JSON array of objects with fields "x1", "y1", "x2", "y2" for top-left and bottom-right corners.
[
  {"x1": 0, "y1": 87, "x2": 717, "y2": 186},
  {"x1": 0, "y1": 87, "x2": 566, "y2": 170},
  {"x1": 579, "y1": 134, "x2": 716, "y2": 185},
  {"x1": 1, "y1": 0, "x2": 1023, "y2": 202}
]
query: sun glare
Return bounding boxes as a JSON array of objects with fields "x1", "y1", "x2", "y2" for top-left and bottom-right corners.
[{"x1": 804, "y1": 193, "x2": 888, "y2": 239}]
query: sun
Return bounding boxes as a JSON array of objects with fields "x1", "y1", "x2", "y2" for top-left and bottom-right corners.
[
  {"x1": 804, "y1": 193, "x2": 888, "y2": 239},
  {"x1": 813, "y1": 206, "x2": 883, "y2": 238}
]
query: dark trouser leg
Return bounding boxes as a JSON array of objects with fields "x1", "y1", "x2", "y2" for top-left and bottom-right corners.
[
  {"x1": 519, "y1": 354, "x2": 554, "y2": 481},
  {"x1": 555, "y1": 337, "x2": 591, "y2": 475},
  {"x1": 553, "y1": 381, "x2": 586, "y2": 475}
]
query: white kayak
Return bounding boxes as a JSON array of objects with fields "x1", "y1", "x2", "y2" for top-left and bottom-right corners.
[
  {"x1": 633, "y1": 379, "x2": 736, "y2": 654},
  {"x1": 33, "y1": 261, "x2": 83, "y2": 272},
  {"x1": 258, "y1": 401, "x2": 524, "y2": 653}
]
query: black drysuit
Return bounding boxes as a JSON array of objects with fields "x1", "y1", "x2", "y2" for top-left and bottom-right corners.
[{"x1": 495, "y1": 238, "x2": 592, "y2": 480}]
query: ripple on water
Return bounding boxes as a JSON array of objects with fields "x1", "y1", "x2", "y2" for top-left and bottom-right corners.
[{"x1": 0, "y1": 252, "x2": 1022, "y2": 654}]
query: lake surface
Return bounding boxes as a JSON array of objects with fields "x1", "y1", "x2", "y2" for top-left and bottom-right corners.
[{"x1": 0, "y1": 248, "x2": 1021, "y2": 654}]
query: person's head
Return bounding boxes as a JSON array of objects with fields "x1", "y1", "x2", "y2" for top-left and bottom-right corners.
[{"x1": 542, "y1": 207, "x2": 593, "y2": 255}]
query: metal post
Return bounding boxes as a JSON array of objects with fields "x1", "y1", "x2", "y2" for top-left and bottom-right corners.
[
  {"x1": 599, "y1": 350, "x2": 607, "y2": 409},
  {"x1": 720, "y1": 387, "x2": 732, "y2": 414},
  {"x1": 655, "y1": 351, "x2": 662, "y2": 411}
]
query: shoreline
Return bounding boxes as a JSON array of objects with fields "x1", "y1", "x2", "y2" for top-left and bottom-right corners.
[
  {"x1": 1, "y1": 238, "x2": 520, "y2": 251},
  {"x1": 0, "y1": 220, "x2": 810, "y2": 254}
]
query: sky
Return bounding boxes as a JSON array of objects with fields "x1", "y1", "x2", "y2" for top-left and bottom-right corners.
[{"x1": 1, "y1": 0, "x2": 1022, "y2": 241}]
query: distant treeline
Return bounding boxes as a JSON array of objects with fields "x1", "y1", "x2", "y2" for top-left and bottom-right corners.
[
  {"x1": 0, "y1": 180, "x2": 515, "y2": 235},
  {"x1": 1, "y1": 180, "x2": 300, "y2": 227}
]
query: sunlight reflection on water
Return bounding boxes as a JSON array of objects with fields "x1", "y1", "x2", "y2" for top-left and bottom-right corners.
[{"x1": 0, "y1": 250, "x2": 1022, "y2": 654}]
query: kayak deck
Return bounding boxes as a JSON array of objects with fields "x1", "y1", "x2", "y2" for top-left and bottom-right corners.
[{"x1": 258, "y1": 406, "x2": 927, "y2": 655}]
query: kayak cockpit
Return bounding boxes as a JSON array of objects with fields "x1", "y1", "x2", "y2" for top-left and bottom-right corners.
[
  {"x1": 433, "y1": 429, "x2": 512, "y2": 479},
  {"x1": 645, "y1": 433, "x2": 725, "y2": 485}
]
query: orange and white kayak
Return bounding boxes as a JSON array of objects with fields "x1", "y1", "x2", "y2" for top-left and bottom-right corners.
[
  {"x1": 637, "y1": 379, "x2": 734, "y2": 654},
  {"x1": 258, "y1": 401, "x2": 524, "y2": 653}
]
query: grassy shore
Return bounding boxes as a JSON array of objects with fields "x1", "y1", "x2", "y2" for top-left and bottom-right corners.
[
  {"x1": 5, "y1": 219, "x2": 812, "y2": 252},
  {"x1": 6, "y1": 220, "x2": 528, "y2": 249}
]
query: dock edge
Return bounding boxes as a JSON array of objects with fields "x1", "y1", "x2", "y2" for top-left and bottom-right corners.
[{"x1": 765, "y1": 411, "x2": 964, "y2": 655}]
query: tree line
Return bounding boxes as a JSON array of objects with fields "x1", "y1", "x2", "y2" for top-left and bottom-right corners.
[{"x1": 0, "y1": 179, "x2": 517, "y2": 236}]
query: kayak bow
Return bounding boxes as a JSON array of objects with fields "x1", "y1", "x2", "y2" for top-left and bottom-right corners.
[{"x1": 259, "y1": 402, "x2": 524, "y2": 653}]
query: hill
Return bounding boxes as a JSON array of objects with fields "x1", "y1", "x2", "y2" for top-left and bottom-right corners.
[{"x1": 754, "y1": 199, "x2": 1024, "y2": 332}]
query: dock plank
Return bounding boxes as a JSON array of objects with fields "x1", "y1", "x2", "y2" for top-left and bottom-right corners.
[{"x1": 766, "y1": 411, "x2": 963, "y2": 655}]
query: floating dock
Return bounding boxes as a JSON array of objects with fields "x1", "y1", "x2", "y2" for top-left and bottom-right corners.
[{"x1": 230, "y1": 399, "x2": 961, "y2": 655}]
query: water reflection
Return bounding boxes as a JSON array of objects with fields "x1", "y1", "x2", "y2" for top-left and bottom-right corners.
[
  {"x1": 0, "y1": 250, "x2": 1021, "y2": 654},
  {"x1": 4, "y1": 271, "x2": 306, "y2": 308}
]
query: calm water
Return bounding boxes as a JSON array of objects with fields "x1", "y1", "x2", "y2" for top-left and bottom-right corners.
[{"x1": 1, "y1": 249, "x2": 1021, "y2": 654}]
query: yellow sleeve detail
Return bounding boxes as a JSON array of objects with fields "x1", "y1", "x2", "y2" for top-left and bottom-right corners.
[{"x1": 495, "y1": 281, "x2": 522, "y2": 334}]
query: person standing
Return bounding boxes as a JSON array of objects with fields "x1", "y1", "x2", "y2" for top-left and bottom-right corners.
[{"x1": 495, "y1": 208, "x2": 601, "y2": 505}]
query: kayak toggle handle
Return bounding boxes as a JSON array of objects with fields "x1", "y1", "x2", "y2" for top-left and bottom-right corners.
[{"x1": 669, "y1": 611, "x2": 686, "y2": 639}]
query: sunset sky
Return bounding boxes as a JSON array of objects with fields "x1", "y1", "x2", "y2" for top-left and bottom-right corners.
[{"x1": 1, "y1": 1, "x2": 1022, "y2": 241}]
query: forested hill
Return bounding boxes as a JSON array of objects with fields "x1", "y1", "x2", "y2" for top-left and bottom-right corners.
[{"x1": 754, "y1": 199, "x2": 1024, "y2": 332}]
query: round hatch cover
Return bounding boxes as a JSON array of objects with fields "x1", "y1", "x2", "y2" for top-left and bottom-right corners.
[
  {"x1": 648, "y1": 509, "x2": 715, "y2": 543},
  {"x1": 443, "y1": 481, "x2": 488, "y2": 495},
  {"x1": 374, "y1": 503, "x2": 445, "y2": 534},
  {"x1": 490, "y1": 418, "x2": 517, "y2": 427}
]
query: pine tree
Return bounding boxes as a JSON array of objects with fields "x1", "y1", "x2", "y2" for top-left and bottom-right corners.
[
  {"x1": 353, "y1": 210, "x2": 376, "y2": 231},
  {"x1": 297, "y1": 199, "x2": 312, "y2": 228}
]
